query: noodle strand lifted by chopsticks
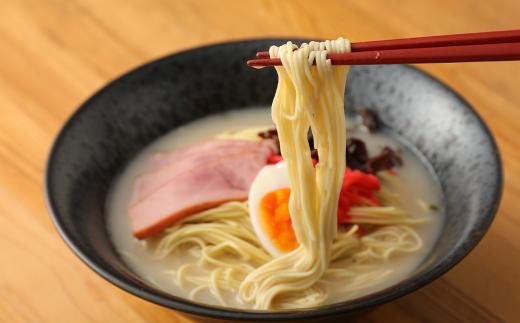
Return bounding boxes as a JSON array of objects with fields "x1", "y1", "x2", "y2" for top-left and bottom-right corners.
[{"x1": 237, "y1": 38, "x2": 350, "y2": 309}]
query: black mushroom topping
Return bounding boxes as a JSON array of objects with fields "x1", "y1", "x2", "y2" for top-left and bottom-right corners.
[
  {"x1": 345, "y1": 138, "x2": 402, "y2": 173},
  {"x1": 346, "y1": 138, "x2": 369, "y2": 171},
  {"x1": 258, "y1": 128, "x2": 280, "y2": 153},
  {"x1": 358, "y1": 108, "x2": 380, "y2": 133},
  {"x1": 367, "y1": 146, "x2": 403, "y2": 173}
]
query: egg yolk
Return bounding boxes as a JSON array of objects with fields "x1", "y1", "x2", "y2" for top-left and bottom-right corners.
[{"x1": 259, "y1": 188, "x2": 298, "y2": 252}]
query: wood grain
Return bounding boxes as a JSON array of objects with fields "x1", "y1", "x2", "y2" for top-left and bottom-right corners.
[{"x1": 1, "y1": 0, "x2": 518, "y2": 322}]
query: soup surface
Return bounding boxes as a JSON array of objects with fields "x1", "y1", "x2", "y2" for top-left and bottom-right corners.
[{"x1": 106, "y1": 108, "x2": 443, "y2": 309}]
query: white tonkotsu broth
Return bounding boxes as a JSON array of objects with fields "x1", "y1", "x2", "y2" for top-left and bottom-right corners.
[{"x1": 106, "y1": 108, "x2": 443, "y2": 309}]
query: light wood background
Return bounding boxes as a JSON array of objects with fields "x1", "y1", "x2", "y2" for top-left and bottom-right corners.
[{"x1": 1, "y1": 1, "x2": 519, "y2": 322}]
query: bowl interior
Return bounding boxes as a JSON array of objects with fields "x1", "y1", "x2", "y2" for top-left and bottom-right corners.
[{"x1": 46, "y1": 39, "x2": 502, "y2": 321}]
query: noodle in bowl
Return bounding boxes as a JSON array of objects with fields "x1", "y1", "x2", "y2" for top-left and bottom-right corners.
[{"x1": 46, "y1": 39, "x2": 502, "y2": 322}]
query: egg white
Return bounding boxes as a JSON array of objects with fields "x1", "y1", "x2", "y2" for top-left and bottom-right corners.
[{"x1": 248, "y1": 161, "x2": 291, "y2": 257}]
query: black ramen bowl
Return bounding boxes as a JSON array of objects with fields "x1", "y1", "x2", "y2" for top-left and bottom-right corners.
[{"x1": 45, "y1": 39, "x2": 502, "y2": 322}]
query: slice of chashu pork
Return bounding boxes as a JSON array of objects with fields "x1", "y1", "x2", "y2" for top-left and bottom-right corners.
[{"x1": 128, "y1": 138, "x2": 275, "y2": 239}]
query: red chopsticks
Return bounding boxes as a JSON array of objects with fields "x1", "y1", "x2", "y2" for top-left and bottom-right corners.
[{"x1": 247, "y1": 30, "x2": 520, "y2": 67}]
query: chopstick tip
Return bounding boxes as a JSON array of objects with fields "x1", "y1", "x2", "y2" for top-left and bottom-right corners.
[{"x1": 246, "y1": 59, "x2": 270, "y2": 69}]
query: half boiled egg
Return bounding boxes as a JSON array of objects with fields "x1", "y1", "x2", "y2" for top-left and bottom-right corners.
[{"x1": 248, "y1": 161, "x2": 299, "y2": 257}]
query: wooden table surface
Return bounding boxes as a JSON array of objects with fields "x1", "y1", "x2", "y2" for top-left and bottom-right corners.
[{"x1": 1, "y1": 1, "x2": 519, "y2": 322}]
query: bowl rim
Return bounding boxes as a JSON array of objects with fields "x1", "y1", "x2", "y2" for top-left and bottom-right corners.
[{"x1": 45, "y1": 38, "x2": 503, "y2": 321}]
